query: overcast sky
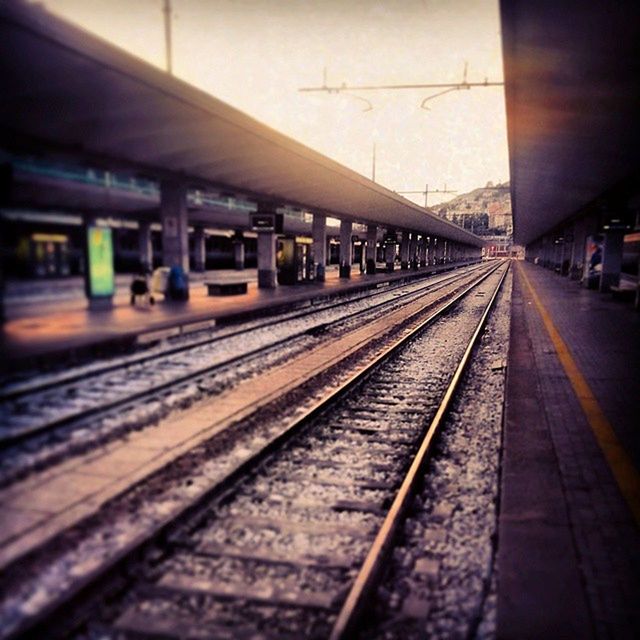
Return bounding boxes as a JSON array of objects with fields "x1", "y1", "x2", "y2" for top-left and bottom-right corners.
[{"x1": 41, "y1": 0, "x2": 509, "y2": 207}]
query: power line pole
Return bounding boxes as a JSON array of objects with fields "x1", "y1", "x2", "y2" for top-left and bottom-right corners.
[
  {"x1": 397, "y1": 184, "x2": 457, "y2": 207},
  {"x1": 299, "y1": 63, "x2": 503, "y2": 110},
  {"x1": 163, "y1": 0, "x2": 173, "y2": 75},
  {"x1": 372, "y1": 142, "x2": 376, "y2": 182}
]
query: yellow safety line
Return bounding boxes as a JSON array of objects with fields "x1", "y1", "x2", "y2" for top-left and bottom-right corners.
[{"x1": 517, "y1": 261, "x2": 640, "y2": 527}]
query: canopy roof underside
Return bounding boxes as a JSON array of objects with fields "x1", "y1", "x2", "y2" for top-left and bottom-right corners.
[
  {"x1": 501, "y1": 0, "x2": 640, "y2": 245},
  {"x1": 0, "y1": 1, "x2": 483, "y2": 247}
]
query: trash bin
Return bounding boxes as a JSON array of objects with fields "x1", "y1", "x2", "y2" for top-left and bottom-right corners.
[{"x1": 168, "y1": 265, "x2": 189, "y2": 301}]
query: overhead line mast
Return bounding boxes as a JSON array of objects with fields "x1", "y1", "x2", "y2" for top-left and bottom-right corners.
[
  {"x1": 299, "y1": 63, "x2": 504, "y2": 110},
  {"x1": 163, "y1": 0, "x2": 173, "y2": 75},
  {"x1": 397, "y1": 184, "x2": 457, "y2": 208}
]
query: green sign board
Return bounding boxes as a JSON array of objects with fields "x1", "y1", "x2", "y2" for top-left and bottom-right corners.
[{"x1": 87, "y1": 226, "x2": 115, "y2": 297}]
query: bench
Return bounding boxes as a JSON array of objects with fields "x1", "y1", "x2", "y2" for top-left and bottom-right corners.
[
  {"x1": 609, "y1": 280, "x2": 638, "y2": 303},
  {"x1": 204, "y1": 280, "x2": 249, "y2": 296}
]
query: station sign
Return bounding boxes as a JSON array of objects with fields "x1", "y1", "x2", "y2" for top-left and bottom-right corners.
[
  {"x1": 251, "y1": 213, "x2": 283, "y2": 233},
  {"x1": 86, "y1": 226, "x2": 115, "y2": 297},
  {"x1": 600, "y1": 213, "x2": 632, "y2": 232},
  {"x1": 384, "y1": 232, "x2": 398, "y2": 244}
]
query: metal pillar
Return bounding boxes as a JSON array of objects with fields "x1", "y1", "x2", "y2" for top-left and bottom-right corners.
[
  {"x1": 385, "y1": 231, "x2": 396, "y2": 272},
  {"x1": 600, "y1": 231, "x2": 624, "y2": 292},
  {"x1": 193, "y1": 226, "x2": 206, "y2": 272},
  {"x1": 339, "y1": 219, "x2": 353, "y2": 278},
  {"x1": 366, "y1": 224, "x2": 377, "y2": 274},
  {"x1": 160, "y1": 180, "x2": 189, "y2": 274},
  {"x1": 409, "y1": 233, "x2": 418, "y2": 269},
  {"x1": 257, "y1": 231, "x2": 277, "y2": 288},
  {"x1": 312, "y1": 213, "x2": 327, "y2": 281},
  {"x1": 138, "y1": 220, "x2": 152, "y2": 272},
  {"x1": 233, "y1": 231, "x2": 245, "y2": 270},
  {"x1": 419, "y1": 235, "x2": 427, "y2": 267},
  {"x1": 400, "y1": 231, "x2": 410, "y2": 270}
]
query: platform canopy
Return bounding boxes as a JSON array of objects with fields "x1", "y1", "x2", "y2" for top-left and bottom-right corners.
[
  {"x1": 0, "y1": 1, "x2": 483, "y2": 247},
  {"x1": 501, "y1": 0, "x2": 640, "y2": 246}
]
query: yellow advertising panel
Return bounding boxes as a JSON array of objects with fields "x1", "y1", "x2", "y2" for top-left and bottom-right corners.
[{"x1": 87, "y1": 226, "x2": 115, "y2": 297}]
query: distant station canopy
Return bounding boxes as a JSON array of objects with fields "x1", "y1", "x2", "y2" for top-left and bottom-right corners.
[{"x1": 0, "y1": 0, "x2": 483, "y2": 248}]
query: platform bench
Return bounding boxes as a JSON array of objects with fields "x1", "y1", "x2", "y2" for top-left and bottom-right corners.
[
  {"x1": 204, "y1": 280, "x2": 249, "y2": 296},
  {"x1": 610, "y1": 282, "x2": 637, "y2": 302}
]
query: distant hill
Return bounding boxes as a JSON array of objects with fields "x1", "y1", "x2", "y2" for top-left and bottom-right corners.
[{"x1": 436, "y1": 181, "x2": 511, "y2": 236}]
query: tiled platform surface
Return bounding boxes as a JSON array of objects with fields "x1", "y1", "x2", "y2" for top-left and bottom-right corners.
[
  {"x1": 498, "y1": 261, "x2": 640, "y2": 639},
  {"x1": 1, "y1": 262, "x2": 468, "y2": 368}
]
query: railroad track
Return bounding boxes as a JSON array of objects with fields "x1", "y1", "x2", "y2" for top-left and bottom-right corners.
[
  {"x1": 0, "y1": 263, "x2": 489, "y2": 483},
  {"x1": 0, "y1": 261, "x2": 509, "y2": 640},
  {"x1": 1, "y1": 265, "x2": 484, "y2": 404}
]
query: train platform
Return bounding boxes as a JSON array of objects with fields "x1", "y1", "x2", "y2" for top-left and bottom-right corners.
[
  {"x1": 498, "y1": 260, "x2": 640, "y2": 638},
  {"x1": 3, "y1": 259, "x2": 639, "y2": 638},
  {"x1": 0, "y1": 262, "x2": 468, "y2": 370}
]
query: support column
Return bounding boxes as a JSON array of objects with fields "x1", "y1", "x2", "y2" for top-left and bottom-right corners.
[
  {"x1": 409, "y1": 233, "x2": 418, "y2": 269},
  {"x1": 138, "y1": 220, "x2": 152, "y2": 272},
  {"x1": 400, "y1": 231, "x2": 410, "y2": 270},
  {"x1": 570, "y1": 219, "x2": 586, "y2": 279},
  {"x1": 544, "y1": 237, "x2": 554, "y2": 269},
  {"x1": 600, "y1": 231, "x2": 624, "y2": 292},
  {"x1": 257, "y1": 231, "x2": 277, "y2": 288},
  {"x1": 419, "y1": 235, "x2": 427, "y2": 267},
  {"x1": 571, "y1": 215, "x2": 598, "y2": 281},
  {"x1": 552, "y1": 237, "x2": 561, "y2": 272},
  {"x1": 193, "y1": 226, "x2": 206, "y2": 272},
  {"x1": 385, "y1": 230, "x2": 396, "y2": 272},
  {"x1": 161, "y1": 180, "x2": 190, "y2": 274},
  {"x1": 366, "y1": 223, "x2": 377, "y2": 275},
  {"x1": 339, "y1": 219, "x2": 353, "y2": 278},
  {"x1": 436, "y1": 239, "x2": 445, "y2": 265},
  {"x1": 233, "y1": 231, "x2": 245, "y2": 270},
  {"x1": 560, "y1": 227, "x2": 573, "y2": 276},
  {"x1": 312, "y1": 213, "x2": 327, "y2": 281}
]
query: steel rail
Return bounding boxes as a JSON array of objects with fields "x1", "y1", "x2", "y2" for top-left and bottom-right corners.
[
  {"x1": 329, "y1": 262, "x2": 510, "y2": 640},
  {"x1": 4, "y1": 262, "x2": 505, "y2": 640},
  {"x1": 0, "y1": 263, "x2": 483, "y2": 403},
  {"x1": 0, "y1": 265, "x2": 488, "y2": 448}
]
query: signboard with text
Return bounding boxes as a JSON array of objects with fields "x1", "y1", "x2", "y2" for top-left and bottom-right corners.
[
  {"x1": 86, "y1": 226, "x2": 115, "y2": 297},
  {"x1": 251, "y1": 213, "x2": 283, "y2": 233}
]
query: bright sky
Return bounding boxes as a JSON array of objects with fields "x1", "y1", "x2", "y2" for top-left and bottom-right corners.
[{"x1": 41, "y1": 0, "x2": 509, "y2": 208}]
